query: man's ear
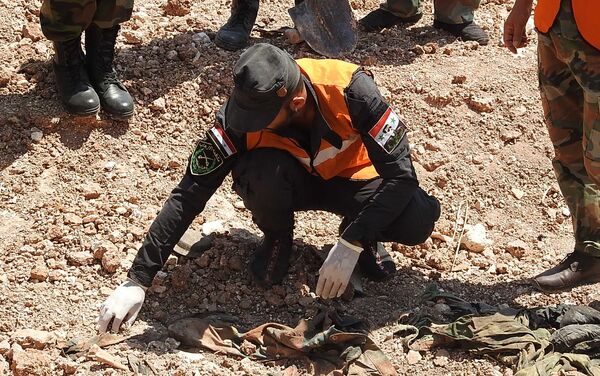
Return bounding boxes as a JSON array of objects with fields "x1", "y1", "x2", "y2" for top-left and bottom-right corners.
[{"x1": 290, "y1": 96, "x2": 306, "y2": 112}]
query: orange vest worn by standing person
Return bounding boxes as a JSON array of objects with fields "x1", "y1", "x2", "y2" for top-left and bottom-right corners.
[
  {"x1": 534, "y1": 0, "x2": 600, "y2": 50},
  {"x1": 245, "y1": 58, "x2": 379, "y2": 181}
]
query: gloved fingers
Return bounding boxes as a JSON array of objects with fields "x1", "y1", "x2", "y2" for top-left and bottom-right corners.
[
  {"x1": 111, "y1": 310, "x2": 127, "y2": 333},
  {"x1": 329, "y1": 280, "x2": 343, "y2": 299},
  {"x1": 123, "y1": 305, "x2": 142, "y2": 330},
  {"x1": 336, "y1": 281, "x2": 348, "y2": 298},
  {"x1": 316, "y1": 271, "x2": 326, "y2": 296},
  {"x1": 321, "y1": 277, "x2": 336, "y2": 299},
  {"x1": 98, "y1": 307, "x2": 114, "y2": 334}
]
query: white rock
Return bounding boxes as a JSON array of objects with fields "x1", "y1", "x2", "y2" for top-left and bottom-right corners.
[
  {"x1": 30, "y1": 128, "x2": 43, "y2": 142},
  {"x1": 192, "y1": 32, "x2": 211, "y2": 45},
  {"x1": 406, "y1": 350, "x2": 422, "y2": 365},
  {"x1": 201, "y1": 220, "x2": 224, "y2": 236},
  {"x1": 511, "y1": 188, "x2": 525, "y2": 200},
  {"x1": 150, "y1": 97, "x2": 166, "y2": 112},
  {"x1": 104, "y1": 161, "x2": 116, "y2": 171},
  {"x1": 461, "y1": 224, "x2": 493, "y2": 253}
]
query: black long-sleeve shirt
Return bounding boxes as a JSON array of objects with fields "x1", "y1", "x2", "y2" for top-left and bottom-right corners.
[{"x1": 128, "y1": 70, "x2": 419, "y2": 287}]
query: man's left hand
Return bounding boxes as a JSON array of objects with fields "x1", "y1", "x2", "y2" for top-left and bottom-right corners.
[{"x1": 316, "y1": 238, "x2": 362, "y2": 299}]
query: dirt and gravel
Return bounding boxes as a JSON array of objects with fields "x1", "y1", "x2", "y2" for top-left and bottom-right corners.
[{"x1": 1, "y1": 0, "x2": 599, "y2": 374}]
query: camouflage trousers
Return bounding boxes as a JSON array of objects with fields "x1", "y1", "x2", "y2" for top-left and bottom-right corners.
[
  {"x1": 40, "y1": 0, "x2": 133, "y2": 42},
  {"x1": 381, "y1": 0, "x2": 481, "y2": 24},
  {"x1": 538, "y1": 0, "x2": 600, "y2": 256}
]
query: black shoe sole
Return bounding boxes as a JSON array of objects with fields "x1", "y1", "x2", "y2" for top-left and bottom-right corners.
[
  {"x1": 102, "y1": 108, "x2": 134, "y2": 120},
  {"x1": 360, "y1": 13, "x2": 423, "y2": 33},
  {"x1": 64, "y1": 103, "x2": 100, "y2": 117},
  {"x1": 214, "y1": 34, "x2": 249, "y2": 51}
]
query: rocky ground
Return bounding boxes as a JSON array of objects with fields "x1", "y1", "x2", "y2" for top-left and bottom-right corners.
[{"x1": 1, "y1": 0, "x2": 598, "y2": 374}]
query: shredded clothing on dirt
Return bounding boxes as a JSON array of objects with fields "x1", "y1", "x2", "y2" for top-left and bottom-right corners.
[
  {"x1": 394, "y1": 285, "x2": 600, "y2": 376},
  {"x1": 167, "y1": 308, "x2": 397, "y2": 376}
]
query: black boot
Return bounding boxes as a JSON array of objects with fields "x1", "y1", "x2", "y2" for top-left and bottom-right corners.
[
  {"x1": 85, "y1": 24, "x2": 134, "y2": 119},
  {"x1": 52, "y1": 38, "x2": 100, "y2": 116},
  {"x1": 359, "y1": 9, "x2": 422, "y2": 32},
  {"x1": 215, "y1": 0, "x2": 259, "y2": 51},
  {"x1": 249, "y1": 231, "x2": 293, "y2": 286},
  {"x1": 359, "y1": 242, "x2": 397, "y2": 281},
  {"x1": 433, "y1": 20, "x2": 489, "y2": 45}
]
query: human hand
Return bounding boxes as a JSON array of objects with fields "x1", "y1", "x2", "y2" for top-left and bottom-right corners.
[
  {"x1": 503, "y1": 0, "x2": 533, "y2": 53},
  {"x1": 98, "y1": 279, "x2": 146, "y2": 333},
  {"x1": 316, "y1": 238, "x2": 362, "y2": 299}
]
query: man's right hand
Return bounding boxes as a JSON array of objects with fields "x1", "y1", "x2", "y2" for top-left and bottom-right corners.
[
  {"x1": 503, "y1": 0, "x2": 533, "y2": 53},
  {"x1": 98, "y1": 279, "x2": 146, "y2": 333}
]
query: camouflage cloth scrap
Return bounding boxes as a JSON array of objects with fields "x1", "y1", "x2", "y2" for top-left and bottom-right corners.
[
  {"x1": 168, "y1": 309, "x2": 397, "y2": 376},
  {"x1": 538, "y1": 0, "x2": 600, "y2": 256},
  {"x1": 40, "y1": 0, "x2": 134, "y2": 41},
  {"x1": 393, "y1": 284, "x2": 600, "y2": 376},
  {"x1": 380, "y1": 0, "x2": 481, "y2": 24}
]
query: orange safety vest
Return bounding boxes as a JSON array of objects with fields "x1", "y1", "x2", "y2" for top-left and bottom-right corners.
[
  {"x1": 245, "y1": 58, "x2": 379, "y2": 180},
  {"x1": 534, "y1": 0, "x2": 600, "y2": 50}
]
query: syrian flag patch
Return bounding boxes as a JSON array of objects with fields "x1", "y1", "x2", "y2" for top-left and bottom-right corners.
[
  {"x1": 369, "y1": 107, "x2": 406, "y2": 153},
  {"x1": 208, "y1": 124, "x2": 237, "y2": 158}
]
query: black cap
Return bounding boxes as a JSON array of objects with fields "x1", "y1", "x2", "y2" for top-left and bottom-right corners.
[{"x1": 225, "y1": 43, "x2": 301, "y2": 133}]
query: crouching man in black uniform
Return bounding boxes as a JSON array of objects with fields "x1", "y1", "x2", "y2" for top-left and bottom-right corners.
[{"x1": 98, "y1": 43, "x2": 440, "y2": 333}]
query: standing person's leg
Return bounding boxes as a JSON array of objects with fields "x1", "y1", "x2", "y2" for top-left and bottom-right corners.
[
  {"x1": 231, "y1": 149, "x2": 320, "y2": 286},
  {"x1": 532, "y1": 3, "x2": 600, "y2": 292},
  {"x1": 433, "y1": 0, "x2": 488, "y2": 45},
  {"x1": 215, "y1": 0, "x2": 260, "y2": 51},
  {"x1": 40, "y1": 0, "x2": 100, "y2": 115},
  {"x1": 85, "y1": 0, "x2": 135, "y2": 119},
  {"x1": 359, "y1": 0, "x2": 422, "y2": 33}
]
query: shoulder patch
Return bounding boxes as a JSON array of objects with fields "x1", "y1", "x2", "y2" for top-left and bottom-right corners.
[
  {"x1": 369, "y1": 107, "x2": 406, "y2": 153},
  {"x1": 189, "y1": 139, "x2": 224, "y2": 176},
  {"x1": 208, "y1": 124, "x2": 237, "y2": 158}
]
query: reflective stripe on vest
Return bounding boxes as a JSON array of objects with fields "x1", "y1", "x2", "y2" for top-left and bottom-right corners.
[
  {"x1": 245, "y1": 59, "x2": 378, "y2": 180},
  {"x1": 535, "y1": 0, "x2": 600, "y2": 50}
]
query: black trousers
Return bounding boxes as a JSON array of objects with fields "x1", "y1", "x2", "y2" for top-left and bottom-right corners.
[{"x1": 232, "y1": 149, "x2": 440, "y2": 245}]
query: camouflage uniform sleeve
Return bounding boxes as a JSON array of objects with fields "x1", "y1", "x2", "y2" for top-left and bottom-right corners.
[
  {"x1": 341, "y1": 69, "x2": 420, "y2": 243},
  {"x1": 128, "y1": 115, "x2": 245, "y2": 287}
]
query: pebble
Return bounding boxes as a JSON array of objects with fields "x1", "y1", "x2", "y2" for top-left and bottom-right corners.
[
  {"x1": 506, "y1": 239, "x2": 527, "y2": 259},
  {"x1": 66, "y1": 251, "x2": 94, "y2": 266},
  {"x1": 30, "y1": 128, "x2": 43, "y2": 142},
  {"x1": 80, "y1": 182, "x2": 102, "y2": 200},
  {"x1": 11, "y1": 347, "x2": 52, "y2": 376},
  {"x1": 433, "y1": 349, "x2": 450, "y2": 367},
  {"x1": 461, "y1": 223, "x2": 493, "y2": 253},
  {"x1": 466, "y1": 95, "x2": 495, "y2": 113},
  {"x1": 0, "y1": 67, "x2": 11, "y2": 87},
  {"x1": 406, "y1": 350, "x2": 422, "y2": 365},
  {"x1": 21, "y1": 23, "x2": 43, "y2": 42},
  {"x1": 11, "y1": 329, "x2": 56, "y2": 349},
  {"x1": 104, "y1": 161, "x2": 116, "y2": 171},
  {"x1": 192, "y1": 32, "x2": 211, "y2": 45},
  {"x1": 150, "y1": 97, "x2": 166, "y2": 112},
  {"x1": 63, "y1": 213, "x2": 83, "y2": 225},
  {"x1": 202, "y1": 221, "x2": 224, "y2": 236},
  {"x1": 511, "y1": 188, "x2": 525, "y2": 200},
  {"x1": 122, "y1": 30, "x2": 143, "y2": 44},
  {"x1": 101, "y1": 247, "x2": 121, "y2": 273}
]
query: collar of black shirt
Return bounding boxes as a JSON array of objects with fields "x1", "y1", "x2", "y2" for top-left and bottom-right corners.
[{"x1": 271, "y1": 76, "x2": 343, "y2": 157}]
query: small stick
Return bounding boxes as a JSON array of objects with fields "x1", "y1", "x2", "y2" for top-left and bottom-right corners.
[{"x1": 450, "y1": 196, "x2": 470, "y2": 272}]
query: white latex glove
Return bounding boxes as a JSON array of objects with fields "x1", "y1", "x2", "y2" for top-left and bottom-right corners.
[
  {"x1": 98, "y1": 279, "x2": 147, "y2": 333},
  {"x1": 316, "y1": 238, "x2": 362, "y2": 299}
]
